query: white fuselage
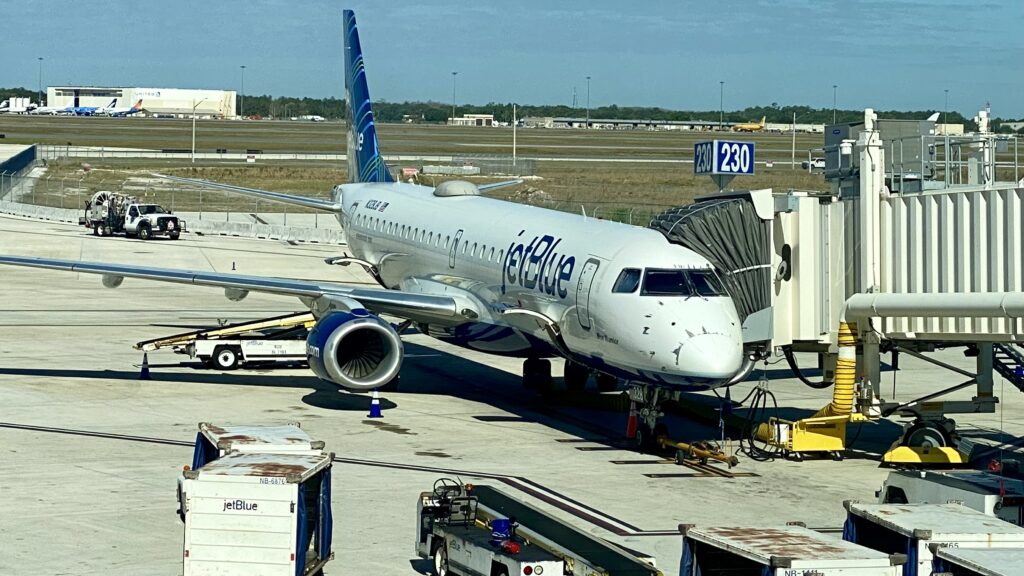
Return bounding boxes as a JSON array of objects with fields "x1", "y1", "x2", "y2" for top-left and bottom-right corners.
[{"x1": 330, "y1": 181, "x2": 743, "y2": 389}]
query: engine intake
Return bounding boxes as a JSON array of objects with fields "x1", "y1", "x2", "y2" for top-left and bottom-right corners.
[{"x1": 306, "y1": 309, "x2": 403, "y2": 391}]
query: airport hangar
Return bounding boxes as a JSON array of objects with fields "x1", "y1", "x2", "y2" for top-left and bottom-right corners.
[{"x1": 45, "y1": 86, "x2": 237, "y2": 118}]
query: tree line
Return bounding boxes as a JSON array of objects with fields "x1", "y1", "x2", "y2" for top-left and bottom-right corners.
[{"x1": 2, "y1": 86, "x2": 1022, "y2": 133}]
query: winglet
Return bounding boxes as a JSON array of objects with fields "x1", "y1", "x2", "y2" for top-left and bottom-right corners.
[{"x1": 343, "y1": 10, "x2": 393, "y2": 184}]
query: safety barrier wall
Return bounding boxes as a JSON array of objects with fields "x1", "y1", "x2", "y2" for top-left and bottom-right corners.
[
  {"x1": 0, "y1": 199, "x2": 347, "y2": 246},
  {"x1": 0, "y1": 145, "x2": 38, "y2": 200}
]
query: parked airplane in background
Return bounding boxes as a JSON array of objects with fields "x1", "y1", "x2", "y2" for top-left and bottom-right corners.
[
  {"x1": 0, "y1": 10, "x2": 747, "y2": 444},
  {"x1": 29, "y1": 102, "x2": 71, "y2": 115},
  {"x1": 72, "y1": 98, "x2": 117, "y2": 116},
  {"x1": 298, "y1": 115, "x2": 326, "y2": 122},
  {"x1": 732, "y1": 116, "x2": 766, "y2": 132},
  {"x1": 104, "y1": 99, "x2": 145, "y2": 117}
]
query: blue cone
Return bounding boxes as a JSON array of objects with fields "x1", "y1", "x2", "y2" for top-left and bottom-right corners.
[
  {"x1": 367, "y1": 390, "x2": 383, "y2": 418},
  {"x1": 140, "y1": 352, "x2": 151, "y2": 380}
]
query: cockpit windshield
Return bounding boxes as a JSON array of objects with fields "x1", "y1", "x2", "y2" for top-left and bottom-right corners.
[
  {"x1": 640, "y1": 268, "x2": 727, "y2": 297},
  {"x1": 138, "y1": 205, "x2": 168, "y2": 215}
]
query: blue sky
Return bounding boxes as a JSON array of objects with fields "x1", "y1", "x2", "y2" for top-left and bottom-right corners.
[{"x1": 5, "y1": 1, "x2": 1023, "y2": 117}]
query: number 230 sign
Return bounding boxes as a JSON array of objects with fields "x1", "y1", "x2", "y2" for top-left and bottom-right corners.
[{"x1": 693, "y1": 140, "x2": 755, "y2": 175}]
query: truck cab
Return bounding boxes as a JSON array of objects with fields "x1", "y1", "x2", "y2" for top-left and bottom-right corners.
[{"x1": 124, "y1": 203, "x2": 182, "y2": 240}]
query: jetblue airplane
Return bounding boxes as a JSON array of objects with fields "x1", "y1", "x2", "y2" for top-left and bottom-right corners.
[{"x1": 0, "y1": 11, "x2": 745, "y2": 404}]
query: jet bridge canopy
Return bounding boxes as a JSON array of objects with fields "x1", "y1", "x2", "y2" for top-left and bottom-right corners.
[{"x1": 649, "y1": 194, "x2": 772, "y2": 336}]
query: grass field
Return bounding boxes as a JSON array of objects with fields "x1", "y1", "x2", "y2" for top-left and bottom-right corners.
[{"x1": 11, "y1": 115, "x2": 1015, "y2": 224}]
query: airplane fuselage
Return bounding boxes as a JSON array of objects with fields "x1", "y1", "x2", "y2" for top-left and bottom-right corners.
[{"x1": 334, "y1": 181, "x2": 744, "y2": 389}]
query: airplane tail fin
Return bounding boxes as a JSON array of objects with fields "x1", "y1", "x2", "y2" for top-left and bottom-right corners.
[
  {"x1": 343, "y1": 9, "x2": 393, "y2": 183},
  {"x1": 759, "y1": 116, "x2": 766, "y2": 126},
  {"x1": 133, "y1": 99, "x2": 143, "y2": 110}
]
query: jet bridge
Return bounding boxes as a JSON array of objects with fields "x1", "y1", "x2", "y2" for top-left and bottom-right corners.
[{"x1": 651, "y1": 107, "x2": 1024, "y2": 461}]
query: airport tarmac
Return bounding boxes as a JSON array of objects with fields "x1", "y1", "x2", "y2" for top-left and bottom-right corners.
[{"x1": 2, "y1": 213, "x2": 1024, "y2": 575}]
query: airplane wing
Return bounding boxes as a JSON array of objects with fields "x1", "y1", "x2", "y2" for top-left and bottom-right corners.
[
  {"x1": 0, "y1": 255, "x2": 466, "y2": 323},
  {"x1": 153, "y1": 173, "x2": 343, "y2": 212}
]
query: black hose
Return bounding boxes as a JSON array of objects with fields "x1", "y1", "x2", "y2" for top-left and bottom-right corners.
[
  {"x1": 739, "y1": 385, "x2": 783, "y2": 462},
  {"x1": 784, "y1": 347, "x2": 833, "y2": 389}
]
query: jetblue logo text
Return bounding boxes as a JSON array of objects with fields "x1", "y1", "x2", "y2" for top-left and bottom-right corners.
[
  {"x1": 501, "y1": 231, "x2": 575, "y2": 299},
  {"x1": 222, "y1": 499, "x2": 258, "y2": 512}
]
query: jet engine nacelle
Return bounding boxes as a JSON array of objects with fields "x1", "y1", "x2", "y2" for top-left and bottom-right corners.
[{"x1": 306, "y1": 309, "x2": 403, "y2": 391}]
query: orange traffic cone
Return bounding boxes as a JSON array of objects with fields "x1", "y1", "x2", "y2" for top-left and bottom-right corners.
[
  {"x1": 367, "y1": 390, "x2": 383, "y2": 418},
  {"x1": 140, "y1": 353, "x2": 151, "y2": 380}
]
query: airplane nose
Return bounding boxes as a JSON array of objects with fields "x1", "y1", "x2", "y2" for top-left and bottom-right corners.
[{"x1": 685, "y1": 333, "x2": 743, "y2": 379}]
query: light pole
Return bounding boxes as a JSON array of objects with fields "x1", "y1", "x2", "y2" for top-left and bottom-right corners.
[
  {"x1": 832, "y1": 84, "x2": 837, "y2": 124},
  {"x1": 719, "y1": 81, "x2": 724, "y2": 131},
  {"x1": 586, "y1": 76, "x2": 591, "y2": 129},
  {"x1": 37, "y1": 57, "x2": 44, "y2": 106},
  {"x1": 191, "y1": 98, "x2": 207, "y2": 164},
  {"x1": 943, "y1": 89, "x2": 949, "y2": 129},
  {"x1": 239, "y1": 65, "x2": 246, "y2": 117},
  {"x1": 451, "y1": 71, "x2": 458, "y2": 123}
]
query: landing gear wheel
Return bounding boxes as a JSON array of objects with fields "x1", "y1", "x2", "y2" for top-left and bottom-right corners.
[
  {"x1": 563, "y1": 361, "x2": 590, "y2": 392},
  {"x1": 212, "y1": 346, "x2": 240, "y2": 371},
  {"x1": 523, "y1": 358, "x2": 552, "y2": 393},
  {"x1": 432, "y1": 544, "x2": 449, "y2": 576},
  {"x1": 596, "y1": 373, "x2": 618, "y2": 392},
  {"x1": 902, "y1": 421, "x2": 951, "y2": 448}
]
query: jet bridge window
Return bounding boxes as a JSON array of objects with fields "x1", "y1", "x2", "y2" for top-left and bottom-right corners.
[
  {"x1": 612, "y1": 268, "x2": 642, "y2": 293},
  {"x1": 640, "y1": 268, "x2": 726, "y2": 297}
]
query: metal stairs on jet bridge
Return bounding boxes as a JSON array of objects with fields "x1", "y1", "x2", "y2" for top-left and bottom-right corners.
[{"x1": 993, "y1": 343, "x2": 1024, "y2": 392}]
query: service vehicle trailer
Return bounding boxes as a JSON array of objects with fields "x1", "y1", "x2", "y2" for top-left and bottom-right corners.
[
  {"x1": 877, "y1": 470, "x2": 1024, "y2": 525},
  {"x1": 180, "y1": 451, "x2": 334, "y2": 576},
  {"x1": 843, "y1": 502, "x2": 1024, "y2": 576},
  {"x1": 416, "y1": 478, "x2": 660, "y2": 576},
  {"x1": 679, "y1": 523, "x2": 904, "y2": 576}
]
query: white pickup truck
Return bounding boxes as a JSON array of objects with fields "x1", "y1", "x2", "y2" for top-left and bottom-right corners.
[{"x1": 83, "y1": 190, "x2": 184, "y2": 240}]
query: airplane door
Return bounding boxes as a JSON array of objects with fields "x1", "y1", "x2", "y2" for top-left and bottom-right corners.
[
  {"x1": 448, "y1": 229, "x2": 463, "y2": 269},
  {"x1": 575, "y1": 258, "x2": 600, "y2": 330}
]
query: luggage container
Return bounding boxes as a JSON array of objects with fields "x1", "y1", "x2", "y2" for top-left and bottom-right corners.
[
  {"x1": 679, "y1": 523, "x2": 904, "y2": 576},
  {"x1": 180, "y1": 451, "x2": 334, "y2": 576},
  {"x1": 178, "y1": 422, "x2": 326, "y2": 521},
  {"x1": 842, "y1": 502, "x2": 1024, "y2": 576},
  {"x1": 876, "y1": 470, "x2": 1024, "y2": 525},
  {"x1": 931, "y1": 546, "x2": 1024, "y2": 576}
]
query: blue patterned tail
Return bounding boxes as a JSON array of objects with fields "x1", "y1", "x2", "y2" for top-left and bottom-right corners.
[{"x1": 344, "y1": 10, "x2": 393, "y2": 183}]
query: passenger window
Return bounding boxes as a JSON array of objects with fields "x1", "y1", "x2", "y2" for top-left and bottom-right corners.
[
  {"x1": 444, "y1": 236, "x2": 450, "y2": 249},
  {"x1": 498, "y1": 249, "x2": 504, "y2": 261},
  {"x1": 489, "y1": 247, "x2": 494, "y2": 261},
  {"x1": 612, "y1": 268, "x2": 642, "y2": 293}
]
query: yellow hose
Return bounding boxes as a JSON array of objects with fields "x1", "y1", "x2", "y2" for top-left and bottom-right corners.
[{"x1": 755, "y1": 322, "x2": 857, "y2": 441}]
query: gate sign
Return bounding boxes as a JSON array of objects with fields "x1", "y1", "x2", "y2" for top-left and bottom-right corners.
[{"x1": 693, "y1": 140, "x2": 756, "y2": 175}]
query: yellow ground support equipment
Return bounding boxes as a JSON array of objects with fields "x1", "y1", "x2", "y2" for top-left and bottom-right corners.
[
  {"x1": 755, "y1": 322, "x2": 860, "y2": 460},
  {"x1": 881, "y1": 445, "x2": 967, "y2": 466}
]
